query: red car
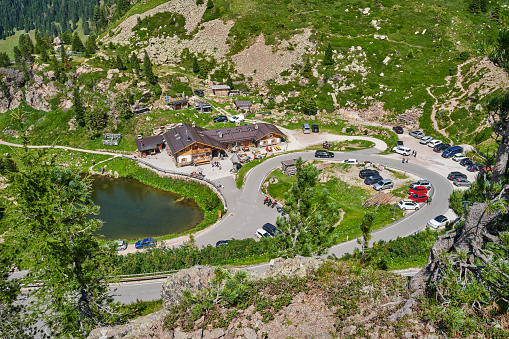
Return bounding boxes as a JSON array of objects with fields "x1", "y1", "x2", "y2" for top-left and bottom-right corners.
[
  {"x1": 408, "y1": 193, "x2": 428, "y2": 203},
  {"x1": 407, "y1": 186, "x2": 428, "y2": 196}
]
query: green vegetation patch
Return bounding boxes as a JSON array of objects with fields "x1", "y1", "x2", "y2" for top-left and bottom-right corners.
[{"x1": 132, "y1": 12, "x2": 190, "y2": 41}]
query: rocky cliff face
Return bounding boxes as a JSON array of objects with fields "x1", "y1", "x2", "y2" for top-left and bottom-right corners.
[{"x1": 0, "y1": 67, "x2": 59, "y2": 113}]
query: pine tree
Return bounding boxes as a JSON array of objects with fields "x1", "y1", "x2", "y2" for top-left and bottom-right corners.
[
  {"x1": 130, "y1": 53, "x2": 141, "y2": 75},
  {"x1": 323, "y1": 43, "x2": 334, "y2": 66},
  {"x1": 226, "y1": 76, "x2": 234, "y2": 89},
  {"x1": 116, "y1": 55, "x2": 126, "y2": 70},
  {"x1": 51, "y1": 55, "x2": 61, "y2": 79},
  {"x1": 115, "y1": 92, "x2": 133, "y2": 120},
  {"x1": 0, "y1": 52, "x2": 10, "y2": 67},
  {"x1": 4, "y1": 156, "x2": 122, "y2": 337},
  {"x1": 83, "y1": 19, "x2": 91, "y2": 36},
  {"x1": 192, "y1": 56, "x2": 200, "y2": 73},
  {"x1": 13, "y1": 46, "x2": 22, "y2": 64},
  {"x1": 143, "y1": 51, "x2": 155, "y2": 84},
  {"x1": 72, "y1": 32, "x2": 85, "y2": 52},
  {"x1": 73, "y1": 87, "x2": 86, "y2": 127},
  {"x1": 276, "y1": 157, "x2": 340, "y2": 256},
  {"x1": 299, "y1": 90, "x2": 317, "y2": 115},
  {"x1": 85, "y1": 105, "x2": 108, "y2": 131},
  {"x1": 60, "y1": 46, "x2": 71, "y2": 70},
  {"x1": 0, "y1": 78, "x2": 10, "y2": 99},
  {"x1": 85, "y1": 35, "x2": 97, "y2": 56},
  {"x1": 302, "y1": 56, "x2": 313, "y2": 78},
  {"x1": 62, "y1": 30, "x2": 73, "y2": 45}
]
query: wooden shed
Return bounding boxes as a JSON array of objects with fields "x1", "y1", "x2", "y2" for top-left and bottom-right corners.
[{"x1": 281, "y1": 159, "x2": 297, "y2": 176}]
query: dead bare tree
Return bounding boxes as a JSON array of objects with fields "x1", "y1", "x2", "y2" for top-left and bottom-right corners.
[{"x1": 487, "y1": 93, "x2": 509, "y2": 183}]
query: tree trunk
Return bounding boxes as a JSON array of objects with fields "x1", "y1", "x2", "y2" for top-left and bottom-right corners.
[
  {"x1": 408, "y1": 202, "x2": 502, "y2": 293},
  {"x1": 492, "y1": 121, "x2": 509, "y2": 183}
]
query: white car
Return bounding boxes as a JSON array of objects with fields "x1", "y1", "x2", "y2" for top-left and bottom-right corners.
[
  {"x1": 398, "y1": 199, "x2": 420, "y2": 211},
  {"x1": 427, "y1": 215, "x2": 450, "y2": 229},
  {"x1": 229, "y1": 114, "x2": 245, "y2": 123},
  {"x1": 342, "y1": 159, "x2": 358, "y2": 164},
  {"x1": 452, "y1": 153, "x2": 466, "y2": 162},
  {"x1": 255, "y1": 228, "x2": 271, "y2": 238},
  {"x1": 420, "y1": 136, "x2": 433, "y2": 145},
  {"x1": 428, "y1": 139, "x2": 442, "y2": 148},
  {"x1": 392, "y1": 146, "x2": 411, "y2": 156}
]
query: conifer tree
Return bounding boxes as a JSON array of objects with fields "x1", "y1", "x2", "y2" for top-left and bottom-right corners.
[
  {"x1": 130, "y1": 53, "x2": 141, "y2": 75},
  {"x1": 73, "y1": 87, "x2": 86, "y2": 127},
  {"x1": 72, "y1": 32, "x2": 85, "y2": 53},
  {"x1": 60, "y1": 46, "x2": 71, "y2": 70},
  {"x1": 192, "y1": 56, "x2": 200, "y2": 73},
  {"x1": 302, "y1": 56, "x2": 313, "y2": 78},
  {"x1": 115, "y1": 92, "x2": 133, "y2": 120},
  {"x1": 83, "y1": 20, "x2": 91, "y2": 36},
  {"x1": 0, "y1": 52, "x2": 10, "y2": 67},
  {"x1": 51, "y1": 55, "x2": 61, "y2": 79},
  {"x1": 323, "y1": 43, "x2": 334, "y2": 66},
  {"x1": 116, "y1": 55, "x2": 126, "y2": 70},
  {"x1": 143, "y1": 51, "x2": 155, "y2": 84},
  {"x1": 85, "y1": 35, "x2": 97, "y2": 56},
  {"x1": 13, "y1": 46, "x2": 22, "y2": 64}
]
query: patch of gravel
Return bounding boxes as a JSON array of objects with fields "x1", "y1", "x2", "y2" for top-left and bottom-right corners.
[
  {"x1": 231, "y1": 29, "x2": 315, "y2": 84},
  {"x1": 105, "y1": 0, "x2": 207, "y2": 45},
  {"x1": 141, "y1": 19, "x2": 235, "y2": 64}
]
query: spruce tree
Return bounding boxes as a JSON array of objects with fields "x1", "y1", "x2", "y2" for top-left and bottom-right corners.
[
  {"x1": 115, "y1": 92, "x2": 133, "y2": 120},
  {"x1": 51, "y1": 55, "x2": 61, "y2": 79},
  {"x1": 192, "y1": 56, "x2": 200, "y2": 73},
  {"x1": 130, "y1": 53, "x2": 141, "y2": 75},
  {"x1": 0, "y1": 52, "x2": 10, "y2": 67},
  {"x1": 83, "y1": 20, "x2": 90, "y2": 36},
  {"x1": 73, "y1": 87, "x2": 86, "y2": 127},
  {"x1": 226, "y1": 76, "x2": 234, "y2": 89},
  {"x1": 85, "y1": 35, "x2": 97, "y2": 56},
  {"x1": 302, "y1": 56, "x2": 313, "y2": 78},
  {"x1": 323, "y1": 43, "x2": 334, "y2": 66},
  {"x1": 116, "y1": 55, "x2": 126, "y2": 70},
  {"x1": 13, "y1": 46, "x2": 22, "y2": 64},
  {"x1": 143, "y1": 51, "x2": 155, "y2": 84},
  {"x1": 72, "y1": 33, "x2": 85, "y2": 52}
]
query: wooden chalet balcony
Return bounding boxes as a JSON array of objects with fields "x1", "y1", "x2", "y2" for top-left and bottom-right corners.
[{"x1": 185, "y1": 147, "x2": 212, "y2": 155}]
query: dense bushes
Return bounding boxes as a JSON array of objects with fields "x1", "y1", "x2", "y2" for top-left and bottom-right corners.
[
  {"x1": 343, "y1": 228, "x2": 439, "y2": 270},
  {"x1": 112, "y1": 237, "x2": 278, "y2": 275}
]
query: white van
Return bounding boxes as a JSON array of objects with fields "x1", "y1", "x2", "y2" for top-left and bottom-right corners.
[
  {"x1": 302, "y1": 123, "x2": 311, "y2": 134},
  {"x1": 452, "y1": 153, "x2": 466, "y2": 162}
]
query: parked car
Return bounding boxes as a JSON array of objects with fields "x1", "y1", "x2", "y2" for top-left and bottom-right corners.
[
  {"x1": 302, "y1": 123, "x2": 311, "y2": 134},
  {"x1": 428, "y1": 139, "x2": 442, "y2": 148},
  {"x1": 115, "y1": 240, "x2": 127, "y2": 251},
  {"x1": 393, "y1": 126, "x2": 404, "y2": 134},
  {"x1": 454, "y1": 178, "x2": 471, "y2": 187},
  {"x1": 194, "y1": 89, "x2": 204, "y2": 97},
  {"x1": 447, "y1": 172, "x2": 467, "y2": 181},
  {"x1": 409, "y1": 130, "x2": 425, "y2": 138},
  {"x1": 428, "y1": 215, "x2": 450, "y2": 229},
  {"x1": 398, "y1": 199, "x2": 420, "y2": 210},
  {"x1": 408, "y1": 193, "x2": 428, "y2": 203},
  {"x1": 311, "y1": 124, "x2": 319, "y2": 133},
  {"x1": 392, "y1": 146, "x2": 411, "y2": 156},
  {"x1": 433, "y1": 143, "x2": 450, "y2": 153},
  {"x1": 467, "y1": 164, "x2": 480, "y2": 172},
  {"x1": 135, "y1": 238, "x2": 155, "y2": 249},
  {"x1": 442, "y1": 146, "x2": 463, "y2": 158},
  {"x1": 213, "y1": 115, "x2": 228, "y2": 123},
  {"x1": 396, "y1": 140, "x2": 404, "y2": 147},
  {"x1": 460, "y1": 158, "x2": 473, "y2": 166},
  {"x1": 229, "y1": 114, "x2": 245, "y2": 123},
  {"x1": 364, "y1": 175, "x2": 383, "y2": 185},
  {"x1": 255, "y1": 228, "x2": 271, "y2": 238},
  {"x1": 342, "y1": 159, "x2": 358, "y2": 164},
  {"x1": 451, "y1": 153, "x2": 466, "y2": 161},
  {"x1": 359, "y1": 169, "x2": 379, "y2": 179},
  {"x1": 373, "y1": 179, "x2": 394, "y2": 191},
  {"x1": 315, "y1": 150, "x2": 334, "y2": 158},
  {"x1": 410, "y1": 180, "x2": 432, "y2": 190},
  {"x1": 216, "y1": 240, "x2": 229, "y2": 247},
  {"x1": 408, "y1": 186, "x2": 428, "y2": 196},
  {"x1": 420, "y1": 136, "x2": 433, "y2": 145},
  {"x1": 262, "y1": 223, "x2": 282, "y2": 237}
]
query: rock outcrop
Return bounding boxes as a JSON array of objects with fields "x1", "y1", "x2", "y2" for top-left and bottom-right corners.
[{"x1": 88, "y1": 258, "x2": 322, "y2": 339}]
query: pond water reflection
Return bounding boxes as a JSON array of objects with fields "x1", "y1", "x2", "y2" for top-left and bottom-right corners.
[{"x1": 90, "y1": 175, "x2": 204, "y2": 240}]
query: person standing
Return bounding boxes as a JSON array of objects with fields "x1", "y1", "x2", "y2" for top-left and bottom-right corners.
[
  {"x1": 414, "y1": 151, "x2": 417, "y2": 158},
  {"x1": 406, "y1": 157, "x2": 409, "y2": 163}
]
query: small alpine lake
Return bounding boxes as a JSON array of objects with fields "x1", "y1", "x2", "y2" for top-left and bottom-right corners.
[{"x1": 90, "y1": 175, "x2": 204, "y2": 240}]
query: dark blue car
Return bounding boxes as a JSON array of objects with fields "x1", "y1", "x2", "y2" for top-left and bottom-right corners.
[{"x1": 135, "y1": 238, "x2": 155, "y2": 249}]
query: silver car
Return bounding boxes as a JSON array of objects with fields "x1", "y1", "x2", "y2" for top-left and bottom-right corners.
[
  {"x1": 410, "y1": 180, "x2": 432, "y2": 190},
  {"x1": 373, "y1": 179, "x2": 394, "y2": 191},
  {"x1": 453, "y1": 178, "x2": 471, "y2": 187},
  {"x1": 409, "y1": 130, "x2": 425, "y2": 138}
]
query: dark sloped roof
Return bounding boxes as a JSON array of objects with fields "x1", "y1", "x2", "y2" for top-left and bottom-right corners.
[
  {"x1": 134, "y1": 135, "x2": 164, "y2": 152},
  {"x1": 195, "y1": 100, "x2": 211, "y2": 107},
  {"x1": 234, "y1": 100, "x2": 252, "y2": 108},
  {"x1": 163, "y1": 123, "x2": 226, "y2": 155},
  {"x1": 170, "y1": 99, "x2": 188, "y2": 105},
  {"x1": 201, "y1": 123, "x2": 285, "y2": 145}
]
